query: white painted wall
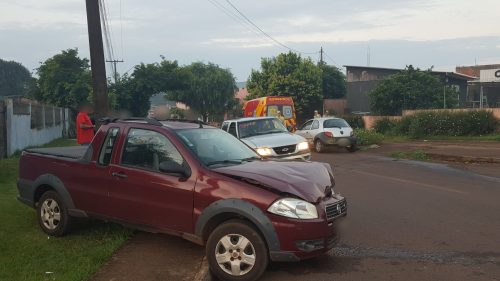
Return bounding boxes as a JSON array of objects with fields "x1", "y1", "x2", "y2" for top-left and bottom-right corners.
[{"x1": 5, "y1": 99, "x2": 70, "y2": 156}]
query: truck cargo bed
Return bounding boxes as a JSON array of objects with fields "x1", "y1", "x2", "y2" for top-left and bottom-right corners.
[{"x1": 25, "y1": 146, "x2": 88, "y2": 159}]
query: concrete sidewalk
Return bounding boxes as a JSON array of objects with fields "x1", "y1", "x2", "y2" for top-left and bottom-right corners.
[{"x1": 90, "y1": 232, "x2": 207, "y2": 281}]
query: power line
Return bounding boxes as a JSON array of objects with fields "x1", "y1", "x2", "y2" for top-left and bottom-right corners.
[{"x1": 221, "y1": 0, "x2": 318, "y2": 55}]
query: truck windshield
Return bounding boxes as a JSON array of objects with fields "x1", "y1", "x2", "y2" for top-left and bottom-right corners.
[
  {"x1": 176, "y1": 129, "x2": 260, "y2": 167},
  {"x1": 238, "y1": 118, "x2": 288, "y2": 138}
]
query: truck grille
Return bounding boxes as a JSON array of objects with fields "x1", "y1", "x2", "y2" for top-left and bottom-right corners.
[
  {"x1": 325, "y1": 200, "x2": 347, "y2": 221},
  {"x1": 273, "y1": 144, "x2": 296, "y2": 155}
]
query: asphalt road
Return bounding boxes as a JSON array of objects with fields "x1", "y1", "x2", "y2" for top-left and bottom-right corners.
[{"x1": 259, "y1": 151, "x2": 500, "y2": 281}]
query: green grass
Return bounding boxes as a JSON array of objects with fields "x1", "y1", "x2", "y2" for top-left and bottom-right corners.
[
  {"x1": 0, "y1": 138, "x2": 132, "y2": 281},
  {"x1": 390, "y1": 150, "x2": 429, "y2": 161},
  {"x1": 382, "y1": 134, "x2": 500, "y2": 143}
]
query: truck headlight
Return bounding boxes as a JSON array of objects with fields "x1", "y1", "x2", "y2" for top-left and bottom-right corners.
[
  {"x1": 268, "y1": 198, "x2": 318, "y2": 219},
  {"x1": 297, "y1": 141, "x2": 309, "y2": 151},
  {"x1": 256, "y1": 147, "x2": 273, "y2": 156}
]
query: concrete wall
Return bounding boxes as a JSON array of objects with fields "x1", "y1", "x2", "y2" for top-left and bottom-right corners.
[
  {"x1": 362, "y1": 116, "x2": 403, "y2": 129},
  {"x1": 4, "y1": 98, "x2": 69, "y2": 156},
  {"x1": 0, "y1": 101, "x2": 6, "y2": 158},
  {"x1": 403, "y1": 108, "x2": 500, "y2": 120}
]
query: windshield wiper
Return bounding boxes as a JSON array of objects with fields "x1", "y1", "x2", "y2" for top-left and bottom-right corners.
[{"x1": 206, "y1": 159, "x2": 243, "y2": 167}]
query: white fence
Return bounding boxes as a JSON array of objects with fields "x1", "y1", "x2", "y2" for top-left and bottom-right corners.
[{"x1": 4, "y1": 98, "x2": 70, "y2": 156}]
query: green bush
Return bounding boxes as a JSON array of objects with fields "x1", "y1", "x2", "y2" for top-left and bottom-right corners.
[
  {"x1": 342, "y1": 115, "x2": 365, "y2": 129},
  {"x1": 354, "y1": 128, "x2": 384, "y2": 145},
  {"x1": 374, "y1": 118, "x2": 397, "y2": 134},
  {"x1": 373, "y1": 110, "x2": 498, "y2": 138}
]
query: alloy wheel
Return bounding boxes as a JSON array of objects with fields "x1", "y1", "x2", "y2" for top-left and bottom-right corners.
[
  {"x1": 40, "y1": 199, "x2": 61, "y2": 230},
  {"x1": 215, "y1": 234, "x2": 256, "y2": 276}
]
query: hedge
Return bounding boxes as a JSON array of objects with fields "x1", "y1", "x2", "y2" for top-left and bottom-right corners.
[
  {"x1": 354, "y1": 128, "x2": 384, "y2": 145},
  {"x1": 373, "y1": 111, "x2": 498, "y2": 138}
]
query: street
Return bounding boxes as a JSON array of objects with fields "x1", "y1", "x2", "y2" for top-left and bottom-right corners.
[
  {"x1": 91, "y1": 149, "x2": 500, "y2": 281},
  {"x1": 260, "y1": 151, "x2": 500, "y2": 281}
]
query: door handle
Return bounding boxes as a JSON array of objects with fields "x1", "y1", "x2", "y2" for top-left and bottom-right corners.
[{"x1": 111, "y1": 172, "x2": 128, "y2": 179}]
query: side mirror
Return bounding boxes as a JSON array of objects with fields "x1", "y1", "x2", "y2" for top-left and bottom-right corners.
[{"x1": 159, "y1": 160, "x2": 190, "y2": 178}]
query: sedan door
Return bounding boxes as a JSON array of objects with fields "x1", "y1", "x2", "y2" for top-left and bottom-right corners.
[
  {"x1": 108, "y1": 127, "x2": 196, "y2": 233},
  {"x1": 295, "y1": 120, "x2": 314, "y2": 144}
]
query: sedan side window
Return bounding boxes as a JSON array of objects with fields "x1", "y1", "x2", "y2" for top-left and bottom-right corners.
[
  {"x1": 311, "y1": 120, "x2": 319, "y2": 130},
  {"x1": 221, "y1": 122, "x2": 229, "y2": 131},
  {"x1": 300, "y1": 120, "x2": 313, "y2": 130},
  {"x1": 121, "y1": 129, "x2": 186, "y2": 172},
  {"x1": 228, "y1": 122, "x2": 238, "y2": 137}
]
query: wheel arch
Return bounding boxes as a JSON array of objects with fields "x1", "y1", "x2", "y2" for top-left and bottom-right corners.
[
  {"x1": 33, "y1": 174, "x2": 75, "y2": 209},
  {"x1": 195, "y1": 199, "x2": 280, "y2": 252}
]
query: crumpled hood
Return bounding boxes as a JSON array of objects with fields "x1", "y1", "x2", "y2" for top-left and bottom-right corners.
[
  {"x1": 241, "y1": 133, "x2": 306, "y2": 148},
  {"x1": 213, "y1": 160, "x2": 334, "y2": 203}
]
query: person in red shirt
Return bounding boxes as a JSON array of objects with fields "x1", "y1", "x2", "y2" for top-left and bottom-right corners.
[{"x1": 76, "y1": 104, "x2": 95, "y2": 145}]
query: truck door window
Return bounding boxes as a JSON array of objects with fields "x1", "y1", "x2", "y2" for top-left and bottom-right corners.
[
  {"x1": 228, "y1": 122, "x2": 238, "y2": 137},
  {"x1": 121, "y1": 129, "x2": 186, "y2": 172},
  {"x1": 98, "y1": 127, "x2": 119, "y2": 166}
]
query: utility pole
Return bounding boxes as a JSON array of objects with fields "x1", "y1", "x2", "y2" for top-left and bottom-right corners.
[
  {"x1": 319, "y1": 47, "x2": 324, "y2": 65},
  {"x1": 85, "y1": 0, "x2": 108, "y2": 121},
  {"x1": 106, "y1": 59, "x2": 124, "y2": 83}
]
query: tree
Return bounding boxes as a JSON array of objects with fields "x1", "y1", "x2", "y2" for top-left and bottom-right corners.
[
  {"x1": 36, "y1": 49, "x2": 92, "y2": 109},
  {"x1": 167, "y1": 62, "x2": 237, "y2": 121},
  {"x1": 247, "y1": 52, "x2": 322, "y2": 122},
  {"x1": 0, "y1": 59, "x2": 33, "y2": 97},
  {"x1": 320, "y1": 63, "x2": 346, "y2": 99},
  {"x1": 369, "y1": 65, "x2": 458, "y2": 115},
  {"x1": 109, "y1": 60, "x2": 189, "y2": 117}
]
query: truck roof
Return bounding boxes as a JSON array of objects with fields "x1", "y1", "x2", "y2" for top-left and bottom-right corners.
[{"x1": 102, "y1": 118, "x2": 215, "y2": 130}]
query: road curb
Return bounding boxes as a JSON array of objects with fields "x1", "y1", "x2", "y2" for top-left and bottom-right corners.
[{"x1": 194, "y1": 256, "x2": 212, "y2": 281}]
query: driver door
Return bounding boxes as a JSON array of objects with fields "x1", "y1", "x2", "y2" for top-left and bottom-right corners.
[
  {"x1": 296, "y1": 120, "x2": 314, "y2": 144},
  {"x1": 108, "y1": 127, "x2": 195, "y2": 233}
]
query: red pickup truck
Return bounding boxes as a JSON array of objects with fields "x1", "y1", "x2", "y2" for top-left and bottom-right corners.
[{"x1": 18, "y1": 118, "x2": 346, "y2": 281}]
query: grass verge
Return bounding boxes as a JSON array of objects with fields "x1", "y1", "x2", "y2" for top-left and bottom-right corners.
[
  {"x1": 382, "y1": 134, "x2": 500, "y2": 143},
  {"x1": 0, "y1": 138, "x2": 132, "y2": 281}
]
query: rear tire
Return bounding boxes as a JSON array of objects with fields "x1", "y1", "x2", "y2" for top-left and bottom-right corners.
[
  {"x1": 314, "y1": 139, "x2": 325, "y2": 153},
  {"x1": 37, "y1": 190, "x2": 72, "y2": 236},
  {"x1": 346, "y1": 144, "x2": 358, "y2": 153},
  {"x1": 206, "y1": 220, "x2": 268, "y2": 281}
]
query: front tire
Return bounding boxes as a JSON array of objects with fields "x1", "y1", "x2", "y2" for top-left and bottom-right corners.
[
  {"x1": 37, "y1": 190, "x2": 72, "y2": 236},
  {"x1": 206, "y1": 220, "x2": 268, "y2": 281},
  {"x1": 314, "y1": 139, "x2": 325, "y2": 153}
]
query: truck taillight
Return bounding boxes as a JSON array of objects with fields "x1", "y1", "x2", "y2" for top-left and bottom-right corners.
[{"x1": 324, "y1": 131, "x2": 334, "y2": 138}]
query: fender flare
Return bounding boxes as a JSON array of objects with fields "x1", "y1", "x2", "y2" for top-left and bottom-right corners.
[
  {"x1": 195, "y1": 199, "x2": 281, "y2": 252},
  {"x1": 33, "y1": 174, "x2": 75, "y2": 210}
]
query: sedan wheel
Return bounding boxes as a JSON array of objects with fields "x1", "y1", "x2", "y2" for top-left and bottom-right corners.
[{"x1": 315, "y1": 140, "x2": 324, "y2": 153}]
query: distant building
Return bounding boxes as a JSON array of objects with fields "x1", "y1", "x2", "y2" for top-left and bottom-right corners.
[
  {"x1": 344, "y1": 65, "x2": 475, "y2": 113},
  {"x1": 458, "y1": 66, "x2": 500, "y2": 108},
  {"x1": 456, "y1": 64, "x2": 500, "y2": 78}
]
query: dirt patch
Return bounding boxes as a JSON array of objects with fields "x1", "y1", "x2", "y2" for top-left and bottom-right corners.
[{"x1": 90, "y1": 232, "x2": 206, "y2": 281}]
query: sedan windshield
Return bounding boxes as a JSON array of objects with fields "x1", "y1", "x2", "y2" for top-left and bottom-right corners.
[
  {"x1": 175, "y1": 128, "x2": 260, "y2": 167},
  {"x1": 238, "y1": 118, "x2": 287, "y2": 138},
  {"x1": 323, "y1": 119, "x2": 350, "y2": 128}
]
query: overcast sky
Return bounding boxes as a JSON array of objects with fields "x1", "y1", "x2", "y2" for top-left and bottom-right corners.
[{"x1": 1, "y1": 0, "x2": 499, "y2": 81}]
